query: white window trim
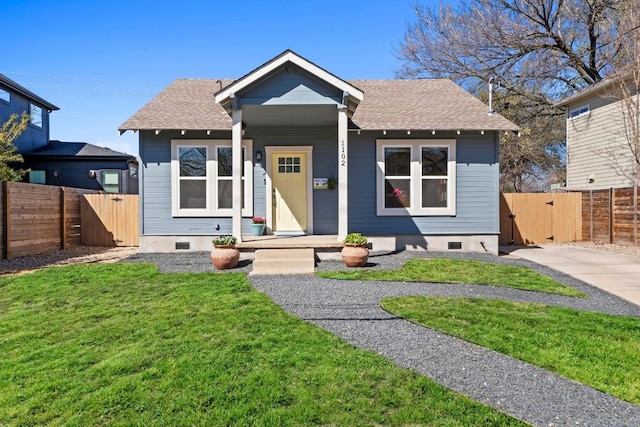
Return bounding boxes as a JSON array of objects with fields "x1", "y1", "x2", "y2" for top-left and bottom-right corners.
[
  {"x1": 569, "y1": 104, "x2": 590, "y2": 119},
  {"x1": 376, "y1": 139, "x2": 456, "y2": 216},
  {"x1": 171, "y1": 139, "x2": 253, "y2": 217}
]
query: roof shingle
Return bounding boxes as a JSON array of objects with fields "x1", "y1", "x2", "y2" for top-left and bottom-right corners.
[{"x1": 120, "y1": 78, "x2": 518, "y2": 132}]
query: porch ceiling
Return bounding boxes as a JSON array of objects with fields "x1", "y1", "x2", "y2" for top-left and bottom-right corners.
[{"x1": 242, "y1": 104, "x2": 338, "y2": 127}]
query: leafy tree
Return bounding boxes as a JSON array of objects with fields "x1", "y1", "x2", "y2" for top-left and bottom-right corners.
[
  {"x1": 0, "y1": 112, "x2": 30, "y2": 181},
  {"x1": 397, "y1": 0, "x2": 626, "y2": 191}
]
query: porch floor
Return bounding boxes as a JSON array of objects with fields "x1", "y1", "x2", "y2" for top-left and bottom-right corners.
[{"x1": 237, "y1": 235, "x2": 343, "y2": 250}]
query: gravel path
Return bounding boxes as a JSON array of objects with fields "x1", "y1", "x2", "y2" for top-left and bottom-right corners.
[{"x1": 131, "y1": 250, "x2": 640, "y2": 426}]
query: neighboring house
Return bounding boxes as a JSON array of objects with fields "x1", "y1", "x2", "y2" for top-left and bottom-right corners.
[
  {"x1": 0, "y1": 72, "x2": 58, "y2": 153},
  {"x1": 23, "y1": 141, "x2": 138, "y2": 194},
  {"x1": 556, "y1": 71, "x2": 640, "y2": 190},
  {"x1": 1, "y1": 72, "x2": 138, "y2": 193},
  {"x1": 120, "y1": 50, "x2": 517, "y2": 254}
]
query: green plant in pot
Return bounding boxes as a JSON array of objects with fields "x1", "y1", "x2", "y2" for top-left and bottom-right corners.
[
  {"x1": 211, "y1": 235, "x2": 239, "y2": 269},
  {"x1": 341, "y1": 232, "x2": 369, "y2": 267}
]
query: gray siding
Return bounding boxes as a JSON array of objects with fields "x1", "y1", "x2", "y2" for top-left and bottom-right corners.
[
  {"x1": 0, "y1": 90, "x2": 49, "y2": 153},
  {"x1": 348, "y1": 131, "x2": 500, "y2": 235},
  {"x1": 240, "y1": 65, "x2": 342, "y2": 106},
  {"x1": 140, "y1": 129, "x2": 500, "y2": 237},
  {"x1": 141, "y1": 127, "x2": 341, "y2": 236},
  {"x1": 566, "y1": 94, "x2": 638, "y2": 189}
]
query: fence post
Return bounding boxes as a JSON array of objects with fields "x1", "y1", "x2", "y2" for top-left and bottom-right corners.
[
  {"x1": 635, "y1": 184, "x2": 638, "y2": 247},
  {"x1": 590, "y1": 190, "x2": 593, "y2": 242},
  {"x1": 3, "y1": 181, "x2": 8, "y2": 259},
  {"x1": 60, "y1": 187, "x2": 66, "y2": 249},
  {"x1": 609, "y1": 188, "x2": 614, "y2": 244}
]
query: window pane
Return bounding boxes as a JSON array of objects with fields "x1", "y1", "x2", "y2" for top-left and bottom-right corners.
[
  {"x1": 422, "y1": 179, "x2": 447, "y2": 207},
  {"x1": 422, "y1": 147, "x2": 448, "y2": 176},
  {"x1": 0, "y1": 88, "x2": 9, "y2": 103},
  {"x1": 384, "y1": 179, "x2": 410, "y2": 208},
  {"x1": 384, "y1": 147, "x2": 410, "y2": 176},
  {"x1": 218, "y1": 180, "x2": 244, "y2": 209},
  {"x1": 30, "y1": 104, "x2": 42, "y2": 127},
  {"x1": 180, "y1": 180, "x2": 206, "y2": 208},
  {"x1": 29, "y1": 170, "x2": 45, "y2": 184},
  {"x1": 218, "y1": 147, "x2": 232, "y2": 176},
  {"x1": 102, "y1": 171, "x2": 120, "y2": 193},
  {"x1": 179, "y1": 147, "x2": 206, "y2": 177}
]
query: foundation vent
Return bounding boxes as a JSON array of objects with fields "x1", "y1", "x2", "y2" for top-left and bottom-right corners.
[
  {"x1": 175, "y1": 242, "x2": 190, "y2": 250},
  {"x1": 448, "y1": 242, "x2": 462, "y2": 250}
]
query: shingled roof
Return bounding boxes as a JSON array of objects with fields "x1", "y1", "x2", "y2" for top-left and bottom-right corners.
[
  {"x1": 120, "y1": 78, "x2": 518, "y2": 132},
  {"x1": 25, "y1": 141, "x2": 134, "y2": 158}
]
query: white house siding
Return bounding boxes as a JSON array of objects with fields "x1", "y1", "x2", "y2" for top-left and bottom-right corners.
[{"x1": 566, "y1": 93, "x2": 639, "y2": 190}]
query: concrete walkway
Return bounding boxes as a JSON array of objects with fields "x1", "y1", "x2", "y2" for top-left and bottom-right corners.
[{"x1": 503, "y1": 244, "x2": 640, "y2": 307}]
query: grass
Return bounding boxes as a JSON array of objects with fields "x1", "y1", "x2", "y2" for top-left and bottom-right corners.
[
  {"x1": 382, "y1": 296, "x2": 640, "y2": 404},
  {"x1": 318, "y1": 258, "x2": 586, "y2": 297},
  {"x1": 0, "y1": 263, "x2": 526, "y2": 426}
]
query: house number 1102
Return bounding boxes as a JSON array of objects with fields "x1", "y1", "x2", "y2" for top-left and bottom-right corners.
[{"x1": 340, "y1": 140, "x2": 346, "y2": 166}]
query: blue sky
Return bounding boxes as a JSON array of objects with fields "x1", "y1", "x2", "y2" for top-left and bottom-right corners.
[{"x1": 2, "y1": 0, "x2": 445, "y2": 157}]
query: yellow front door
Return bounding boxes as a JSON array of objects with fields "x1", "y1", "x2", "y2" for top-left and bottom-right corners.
[{"x1": 272, "y1": 153, "x2": 307, "y2": 233}]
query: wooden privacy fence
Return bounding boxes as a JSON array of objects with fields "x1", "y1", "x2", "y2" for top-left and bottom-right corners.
[
  {"x1": 582, "y1": 187, "x2": 640, "y2": 245},
  {"x1": 81, "y1": 194, "x2": 139, "y2": 247},
  {"x1": 500, "y1": 192, "x2": 583, "y2": 245},
  {"x1": 0, "y1": 181, "x2": 97, "y2": 259}
]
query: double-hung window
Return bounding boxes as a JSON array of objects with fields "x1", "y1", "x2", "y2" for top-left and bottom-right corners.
[
  {"x1": 377, "y1": 139, "x2": 456, "y2": 216},
  {"x1": 171, "y1": 139, "x2": 252, "y2": 217}
]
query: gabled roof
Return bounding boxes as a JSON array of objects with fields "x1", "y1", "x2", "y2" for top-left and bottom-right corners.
[
  {"x1": 555, "y1": 68, "x2": 636, "y2": 108},
  {"x1": 24, "y1": 141, "x2": 134, "y2": 158},
  {"x1": 214, "y1": 50, "x2": 364, "y2": 115},
  {"x1": 0, "y1": 73, "x2": 59, "y2": 111},
  {"x1": 120, "y1": 77, "x2": 518, "y2": 132}
]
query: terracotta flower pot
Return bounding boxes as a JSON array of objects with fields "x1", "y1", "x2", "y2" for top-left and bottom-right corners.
[
  {"x1": 211, "y1": 245, "x2": 240, "y2": 270},
  {"x1": 341, "y1": 244, "x2": 370, "y2": 267}
]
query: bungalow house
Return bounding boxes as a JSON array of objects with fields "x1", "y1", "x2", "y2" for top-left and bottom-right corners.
[
  {"x1": 0, "y1": 72, "x2": 138, "y2": 193},
  {"x1": 120, "y1": 50, "x2": 518, "y2": 254},
  {"x1": 556, "y1": 70, "x2": 640, "y2": 190}
]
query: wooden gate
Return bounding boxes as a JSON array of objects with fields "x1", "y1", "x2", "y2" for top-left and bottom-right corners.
[
  {"x1": 500, "y1": 193, "x2": 582, "y2": 245},
  {"x1": 81, "y1": 194, "x2": 139, "y2": 246}
]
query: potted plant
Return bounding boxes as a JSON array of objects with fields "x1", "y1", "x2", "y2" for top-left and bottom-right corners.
[
  {"x1": 341, "y1": 232, "x2": 369, "y2": 267},
  {"x1": 211, "y1": 235, "x2": 239, "y2": 270},
  {"x1": 251, "y1": 217, "x2": 266, "y2": 236}
]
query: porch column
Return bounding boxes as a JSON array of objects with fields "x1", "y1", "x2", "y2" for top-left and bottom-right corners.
[
  {"x1": 232, "y1": 107, "x2": 243, "y2": 242},
  {"x1": 338, "y1": 107, "x2": 348, "y2": 240}
]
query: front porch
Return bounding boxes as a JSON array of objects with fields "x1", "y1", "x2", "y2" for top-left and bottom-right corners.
[{"x1": 236, "y1": 234, "x2": 344, "y2": 250}]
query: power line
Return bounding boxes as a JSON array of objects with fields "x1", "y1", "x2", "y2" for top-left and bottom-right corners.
[
  {"x1": 0, "y1": 70, "x2": 162, "y2": 86},
  {"x1": 14, "y1": 81, "x2": 156, "y2": 97}
]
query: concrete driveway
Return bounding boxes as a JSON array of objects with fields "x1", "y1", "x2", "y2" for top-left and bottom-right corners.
[{"x1": 503, "y1": 244, "x2": 640, "y2": 307}]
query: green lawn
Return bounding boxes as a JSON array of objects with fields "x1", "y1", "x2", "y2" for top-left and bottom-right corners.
[
  {"x1": 318, "y1": 258, "x2": 586, "y2": 297},
  {"x1": 0, "y1": 263, "x2": 525, "y2": 426},
  {"x1": 382, "y1": 296, "x2": 640, "y2": 404}
]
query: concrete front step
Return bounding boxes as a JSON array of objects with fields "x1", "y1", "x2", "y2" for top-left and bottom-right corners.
[{"x1": 250, "y1": 248, "x2": 316, "y2": 275}]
